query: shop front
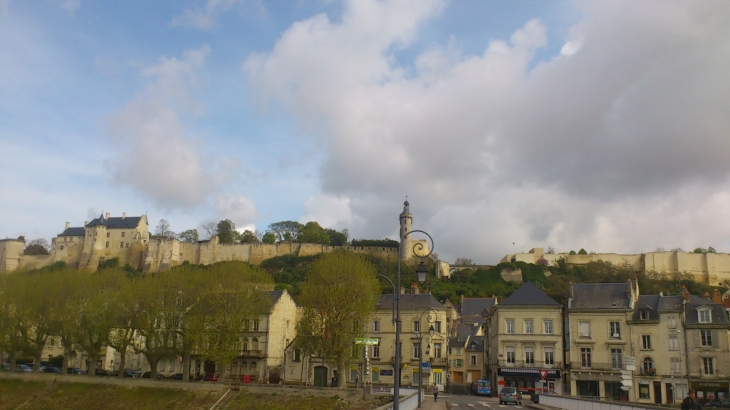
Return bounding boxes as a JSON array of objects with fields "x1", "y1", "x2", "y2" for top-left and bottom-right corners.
[
  {"x1": 497, "y1": 368, "x2": 562, "y2": 395},
  {"x1": 690, "y1": 380, "x2": 729, "y2": 404}
]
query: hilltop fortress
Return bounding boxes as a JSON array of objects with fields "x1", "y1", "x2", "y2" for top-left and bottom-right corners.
[{"x1": 0, "y1": 202, "x2": 426, "y2": 273}]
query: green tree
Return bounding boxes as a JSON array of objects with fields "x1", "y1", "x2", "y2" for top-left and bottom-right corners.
[
  {"x1": 297, "y1": 251, "x2": 379, "y2": 387},
  {"x1": 325, "y1": 229, "x2": 349, "y2": 246},
  {"x1": 216, "y1": 220, "x2": 236, "y2": 244},
  {"x1": 297, "y1": 222, "x2": 331, "y2": 245},
  {"x1": 178, "y1": 229, "x2": 199, "y2": 244},
  {"x1": 240, "y1": 230, "x2": 260, "y2": 243},
  {"x1": 23, "y1": 239, "x2": 50, "y2": 255},
  {"x1": 267, "y1": 221, "x2": 303, "y2": 242},
  {"x1": 578, "y1": 248, "x2": 588, "y2": 255},
  {"x1": 262, "y1": 232, "x2": 276, "y2": 244}
]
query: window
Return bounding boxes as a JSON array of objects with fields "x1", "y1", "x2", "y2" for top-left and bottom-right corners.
[
  {"x1": 242, "y1": 339, "x2": 248, "y2": 351},
  {"x1": 434, "y1": 343, "x2": 442, "y2": 358},
  {"x1": 105, "y1": 241, "x2": 109, "y2": 248},
  {"x1": 243, "y1": 320, "x2": 250, "y2": 331},
  {"x1": 701, "y1": 330, "x2": 713, "y2": 346},
  {"x1": 454, "y1": 359, "x2": 463, "y2": 367},
  {"x1": 121, "y1": 232, "x2": 125, "y2": 238},
  {"x1": 120, "y1": 242, "x2": 124, "y2": 248},
  {"x1": 703, "y1": 357, "x2": 715, "y2": 375},
  {"x1": 524, "y1": 320, "x2": 533, "y2": 334},
  {"x1": 610, "y1": 349, "x2": 622, "y2": 370},
  {"x1": 470, "y1": 355, "x2": 477, "y2": 365},
  {"x1": 506, "y1": 346, "x2": 516, "y2": 364},
  {"x1": 639, "y1": 381, "x2": 650, "y2": 399},
  {"x1": 253, "y1": 320, "x2": 259, "y2": 331},
  {"x1": 372, "y1": 341, "x2": 380, "y2": 359},
  {"x1": 669, "y1": 333, "x2": 680, "y2": 350},
  {"x1": 413, "y1": 342, "x2": 421, "y2": 359},
  {"x1": 610, "y1": 322, "x2": 621, "y2": 338},
  {"x1": 670, "y1": 358, "x2": 681, "y2": 374},
  {"x1": 639, "y1": 309, "x2": 650, "y2": 320},
  {"x1": 506, "y1": 320, "x2": 515, "y2": 334},
  {"x1": 525, "y1": 347, "x2": 534, "y2": 365},
  {"x1": 667, "y1": 316, "x2": 677, "y2": 329},
  {"x1": 414, "y1": 321, "x2": 421, "y2": 332},
  {"x1": 60, "y1": 245, "x2": 64, "y2": 250},
  {"x1": 642, "y1": 335, "x2": 652, "y2": 350},
  {"x1": 579, "y1": 321, "x2": 590, "y2": 337},
  {"x1": 252, "y1": 338, "x2": 259, "y2": 351},
  {"x1": 373, "y1": 320, "x2": 380, "y2": 332},
  {"x1": 543, "y1": 320, "x2": 553, "y2": 334},
  {"x1": 125, "y1": 242, "x2": 129, "y2": 248},
  {"x1": 544, "y1": 348, "x2": 554, "y2": 365},
  {"x1": 372, "y1": 367, "x2": 379, "y2": 383},
  {"x1": 580, "y1": 348, "x2": 592, "y2": 368},
  {"x1": 642, "y1": 357, "x2": 654, "y2": 374},
  {"x1": 106, "y1": 232, "x2": 110, "y2": 238},
  {"x1": 699, "y1": 309, "x2": 712, "y2": 323},
  {"x1": 435, "y1": 321, "x2": 442, "y2": 333},
  {"x1": 294, "y1": 349, "x2": 301, "y2": 362}
]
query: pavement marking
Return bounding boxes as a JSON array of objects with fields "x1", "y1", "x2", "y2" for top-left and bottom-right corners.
[{"x1": 467, "y1": 405, "x2": 475, "y2": 407}]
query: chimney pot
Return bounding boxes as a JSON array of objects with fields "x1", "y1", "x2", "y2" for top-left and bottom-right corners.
[
  {"x1": 122, "y1": 212, "x2": 126, "y2": 219},
  {"x1": 105, "y1": 212, "x2": 110, "y2": 219},
  {"x1": 712, "y1": 289, "x2": 722, "y2": 304},
  {"x1": 65, "y1": 222, "x2": 70, "y2": 230}
]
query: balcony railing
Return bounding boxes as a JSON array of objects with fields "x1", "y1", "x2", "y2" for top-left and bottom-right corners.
[
  {"x1": 430, "y1": 357, "x2": 447, "y2": 366},
  {"x1": 240, "y1": 350, "x2": 264, "y2": 358},
  {"x1": 498, "y1": 360, "x2": 562, "y2": 369},
  {"x1": 570, "y1": 362, "x2": 622, "y2": 371}
]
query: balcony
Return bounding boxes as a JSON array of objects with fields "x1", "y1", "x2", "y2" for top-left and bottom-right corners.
[
  {"x1": 498, "y1": 360, "x2": 563, "y2": 369},
  {"x1": 639, "y1": 368, "x2": 657, "y2": 376},
  {"x1": 430, "y1": 357, "x2": 447, "y2": 366},
  {"x1": 571, "y1": 362, "x2": 622, "y2": 372},
  {"x1": 240, "y1": 350, "x2": 265, "y2": 358}
]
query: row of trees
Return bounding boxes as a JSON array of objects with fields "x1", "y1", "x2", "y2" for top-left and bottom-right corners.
[
  {"x1": 155, "y1": 219, "x2": 350, "y2": 247},
  {"x1": 0, "y1": 261, "x2": 273, "y2": 380}
]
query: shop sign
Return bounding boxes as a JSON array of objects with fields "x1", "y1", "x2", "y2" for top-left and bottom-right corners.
[
  {"x1": 380, "y1": 369, "x2": 393, "y2": 376},
  {"x1": 692, "y1": 381, "x2": 729, "y2": 389},
  {"x1": 498, "y1": 367, "x2": 560, "y2": 378}
]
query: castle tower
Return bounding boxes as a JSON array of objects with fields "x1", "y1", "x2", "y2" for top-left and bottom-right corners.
[{"x1": 399, "y1": 200, "x2": 413, "y2": 260}]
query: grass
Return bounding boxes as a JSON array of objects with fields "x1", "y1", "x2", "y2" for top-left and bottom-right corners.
[{"x1": 226, "y1": 394, "x2": 339, "y2": 410}]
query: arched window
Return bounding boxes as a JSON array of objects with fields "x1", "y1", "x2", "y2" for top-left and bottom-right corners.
[
  {"x1": 642, "y1": 357, "x2": 654, "y2": 374},
  {"x1": 252, "y1": 338, "x2": 259, "y2": 351},
  {"x1": 242, "y1": 338, "x2": 248, "y2": 352}
]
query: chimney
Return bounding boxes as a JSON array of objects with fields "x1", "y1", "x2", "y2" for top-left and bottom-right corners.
[
  {"x1": 122, "y1": 212, "x2": 126, "y2": 219},
  {"x1": 703, "y1": 291, "x2": 711, "y2": 300},
  {"x1": 105, "y1": 212, "x2": 110, "y2": 219},
  {"x1": 411, "y1": 283, "x2": 419, "y2": 295},
  {"x1": 84, "y1": 221, "x2": 88, "y2": 226},
  {"x1": 400, "y1": 286, "x2": 406, "y2": 295},
  {"x1": 65, "y1": 222, "x2": 70, "y2": 230},
  {"x1": 712, "y1": 289, "x2": 722, "y2": 304},
  {"x1": 682, "y1": 284, "x2": 690, "y2": 301}
]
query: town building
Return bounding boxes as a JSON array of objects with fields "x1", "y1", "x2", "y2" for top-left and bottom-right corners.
[{"x1": 488, "y1": 282, "x2": 564, "y2": 395}]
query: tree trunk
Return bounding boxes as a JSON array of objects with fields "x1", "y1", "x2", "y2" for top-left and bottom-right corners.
[
  {"x1": 34, "y1": 354, "x2": 42, "y2": 373},
  {"x1": 117, "y1": 345, "x2": 128, "y2": 377},
  {"x1": 9, "y1": 353, "x2": 16, "y2": 372},
  {"x1": 182, "y1": 352, "x2": 190, "y2": 383},
  {"x1": 337, "y1": 359, "x2": 346, "y2": 387},
  {"x1": 87, "y1": 354, "x2": 99, "y2": 376},
  {"x1": 149, "y1": 357, "x2": 159, "y2": 379},
  {"x1": 61, "y1": 347, "x2": 70, "y2": 374}
]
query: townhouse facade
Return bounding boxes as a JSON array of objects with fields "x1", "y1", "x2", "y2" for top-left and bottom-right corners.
[{"x1": 489, "y1": 282, "x2": 564, "y2": 395}]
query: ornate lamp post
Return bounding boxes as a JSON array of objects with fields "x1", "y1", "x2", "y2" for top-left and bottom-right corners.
[
  {"x1": 415, "y1": 309, "x2": 436, "y2": 408},
  {"x1": 394, "y1": 229, "x2": 434, "y2": 410}
]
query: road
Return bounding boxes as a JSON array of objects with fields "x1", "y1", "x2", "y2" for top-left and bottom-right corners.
[{"x1": 443, "y1": 383, "x2": 528, "y2": 409}]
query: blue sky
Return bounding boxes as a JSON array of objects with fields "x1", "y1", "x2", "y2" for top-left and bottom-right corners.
[{"x1": 2, "y1": 0, "x2": 730, "y2": 263}]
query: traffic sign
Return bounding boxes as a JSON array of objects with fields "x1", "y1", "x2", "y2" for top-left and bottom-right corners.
[
  {"x1": 355, "y1": 338, "x2": 379, "y2": 345},
  {"x1": 539, "y1": 369, "x2": 549, "y2": 380},
  {"x1": 624, "y1": 356, "x2": 636, "y2": 371},
  {"x1": 620, "y1": 370, "x2": 633, "y2": 390}
]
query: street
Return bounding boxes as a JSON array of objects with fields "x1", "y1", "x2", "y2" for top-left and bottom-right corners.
[{"x1": 443, "y1": 383, "x2": 528, "y2": 409}]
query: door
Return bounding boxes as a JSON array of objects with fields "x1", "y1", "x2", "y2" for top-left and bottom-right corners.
[
  {"x1": 453, "y1": 372, "x2": 463, "y2": 383},
  {"x1": 654, "y1": 381, "x2": 662, "y2": 404},
  {"x1": 314, "y1": 366, "x2": 327, "y2": 387},
  {"x1": 666, "y1": 383, "x2": 674, "y2": 405},
  {"x1": 467, "y1": 372, "x2": 472, "y2": 383}
]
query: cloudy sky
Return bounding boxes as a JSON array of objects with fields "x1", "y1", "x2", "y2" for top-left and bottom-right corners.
[{"x1": 2, "y1": 0, "x2": 729, "y2": 263}]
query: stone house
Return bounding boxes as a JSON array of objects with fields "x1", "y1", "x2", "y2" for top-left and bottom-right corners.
[{"x1": 489, "y1": 281, "x2": 564, "y2": 395}]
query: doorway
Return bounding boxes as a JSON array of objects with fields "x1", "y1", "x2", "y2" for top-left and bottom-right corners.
[
  {"x1": 314, "y1": 366, "x2": 328, "y2": 387},
  {"x1": 654, "y1": 381, "x2": 662, "y2": 404},
  {"x1": 666, "y1": 383, "x2": 674, "y2": 404}
]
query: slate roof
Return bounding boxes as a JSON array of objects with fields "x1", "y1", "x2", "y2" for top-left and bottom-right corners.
[
  {"x1": 448, "y1": 337, "x2": 466, "y2": 348},
  {"x1": 684, "y1": 294, "x2": 730, "y2": 326},
  {"x1": 461, "y1": 298, "x2": 496, "y2": 316},
  {"x1": 86, "y1": 215, "x2": 145, "y2": 229},
  {"x1": 466, "y1": 336, "x2": 484, "y2": 352},
  {"x1": 269, "y1": 290, "x2": 284, "y2": 302},
  {"x1": 570, "y1": 283, "x2": 632, "y2": 309},
  {"x1": 631, "y1": 295, "x2": 683, "y2": 321},
  {"x1": 59, "y1": 227, "x2": 85, "y2": 237},
  {"x1": 377, "y1": 294, "x2": 444, "y2": 310},
  {"x1": 456, "y1": 322, "x2": 481, "y2": 339},
  {"x1": 500, "y1": 281, "x2": 560, "y2": 306}
]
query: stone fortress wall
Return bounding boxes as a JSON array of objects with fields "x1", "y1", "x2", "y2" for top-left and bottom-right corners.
[{"x1": 500, "y1": 247, "x2": 730, "y2": 286}]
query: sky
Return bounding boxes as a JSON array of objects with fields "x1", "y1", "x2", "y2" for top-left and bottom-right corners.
[{"x1": 2, "y1": 0, "x2": 730, "y2": 264}]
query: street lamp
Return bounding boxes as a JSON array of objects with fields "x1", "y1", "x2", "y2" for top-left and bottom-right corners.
[
  {"x1": 394, "y1": 229, "x2": 434, "y2": 410},
  {"x1": 415, "y1": 310, "x2": 436, "y2": 408}
]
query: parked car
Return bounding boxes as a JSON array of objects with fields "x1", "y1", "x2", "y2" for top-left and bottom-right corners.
[
  {"x1": 141, "y1": 371, "x2": 165, "y2": 379},
  {"x1": 499, "y1": 387, "x2": 523, "y2": 405},
  {"x1": 168, "y1": 373, "x2": 194, "y2": 380},
  {"x1": 67, "y1": 367, "x2": 87, "y2": 375},
  {"x1": 94, "y1": 369, "x2": 111, "y2": 376},
  {"x1": 706, "y1": 398, "x2": 730, "y2": 408},
  {"x1": 15, "y1": 364, "x2": 33, "y2": 372},
  {"x1": 202, "y1": 373, "x2": 219, "y2": 382},
  {"x1": 42, "y1": 366, "x2": 62, "y2": 373}
]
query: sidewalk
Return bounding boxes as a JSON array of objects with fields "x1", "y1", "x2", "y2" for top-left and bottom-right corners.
[{"x1": 419, "y1": 395, "x2": 447, "y2": 410}]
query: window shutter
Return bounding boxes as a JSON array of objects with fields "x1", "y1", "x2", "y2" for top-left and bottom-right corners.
[
  {"x1": 710, "y1": 330, "x2": 715, "y2": 347},
  {"x1": 694, "y1": 330, "x2": 700, "y2": 346}
]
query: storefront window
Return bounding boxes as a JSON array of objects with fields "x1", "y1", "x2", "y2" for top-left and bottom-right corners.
[{"x1": 639, "y1": 382, "x2": 650, "y2": 399}]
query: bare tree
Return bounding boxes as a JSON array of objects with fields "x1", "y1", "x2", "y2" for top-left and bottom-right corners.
[
  {"x1": 154, "y1": 219, "x2": 174, "y2": 238},
  {"x1": 546, "y1": 247, "x2": 556, "y2": 254},
  {"x1": 202, "y1": 222, "x2": 217, "y2": 240},
  {"x1": 24, "y1": 238, "x2": 50, "y2": 255},
  {"x1": 454, "y1": 257, "x2": 473, "y2": 266}
]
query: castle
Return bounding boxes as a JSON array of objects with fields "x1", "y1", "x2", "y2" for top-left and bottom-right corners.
[{"x1": 0, "y1": 201, "x2": 426, "y2": 273}]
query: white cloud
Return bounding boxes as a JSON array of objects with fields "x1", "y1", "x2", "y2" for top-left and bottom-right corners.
[
  {"x1": 108, "y1": 45, "x2": 240, "y2": 210},
  {"x1": 213, "y1": 194, "x2": 257, "y2": 228},
  {"x1": 299, "y1": 193, "x2": 361, "y2": 230},
  {"x1": 244, "y1": 0, "x2": 730, "y2": 262}
]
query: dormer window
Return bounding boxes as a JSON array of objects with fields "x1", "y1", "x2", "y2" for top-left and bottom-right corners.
[
  {"x1": 639, "y1": 309, "x2": 650, "y2": 320},
  {"x1": 698, "y1": 308, "x2": 712, "y2": 323}
]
